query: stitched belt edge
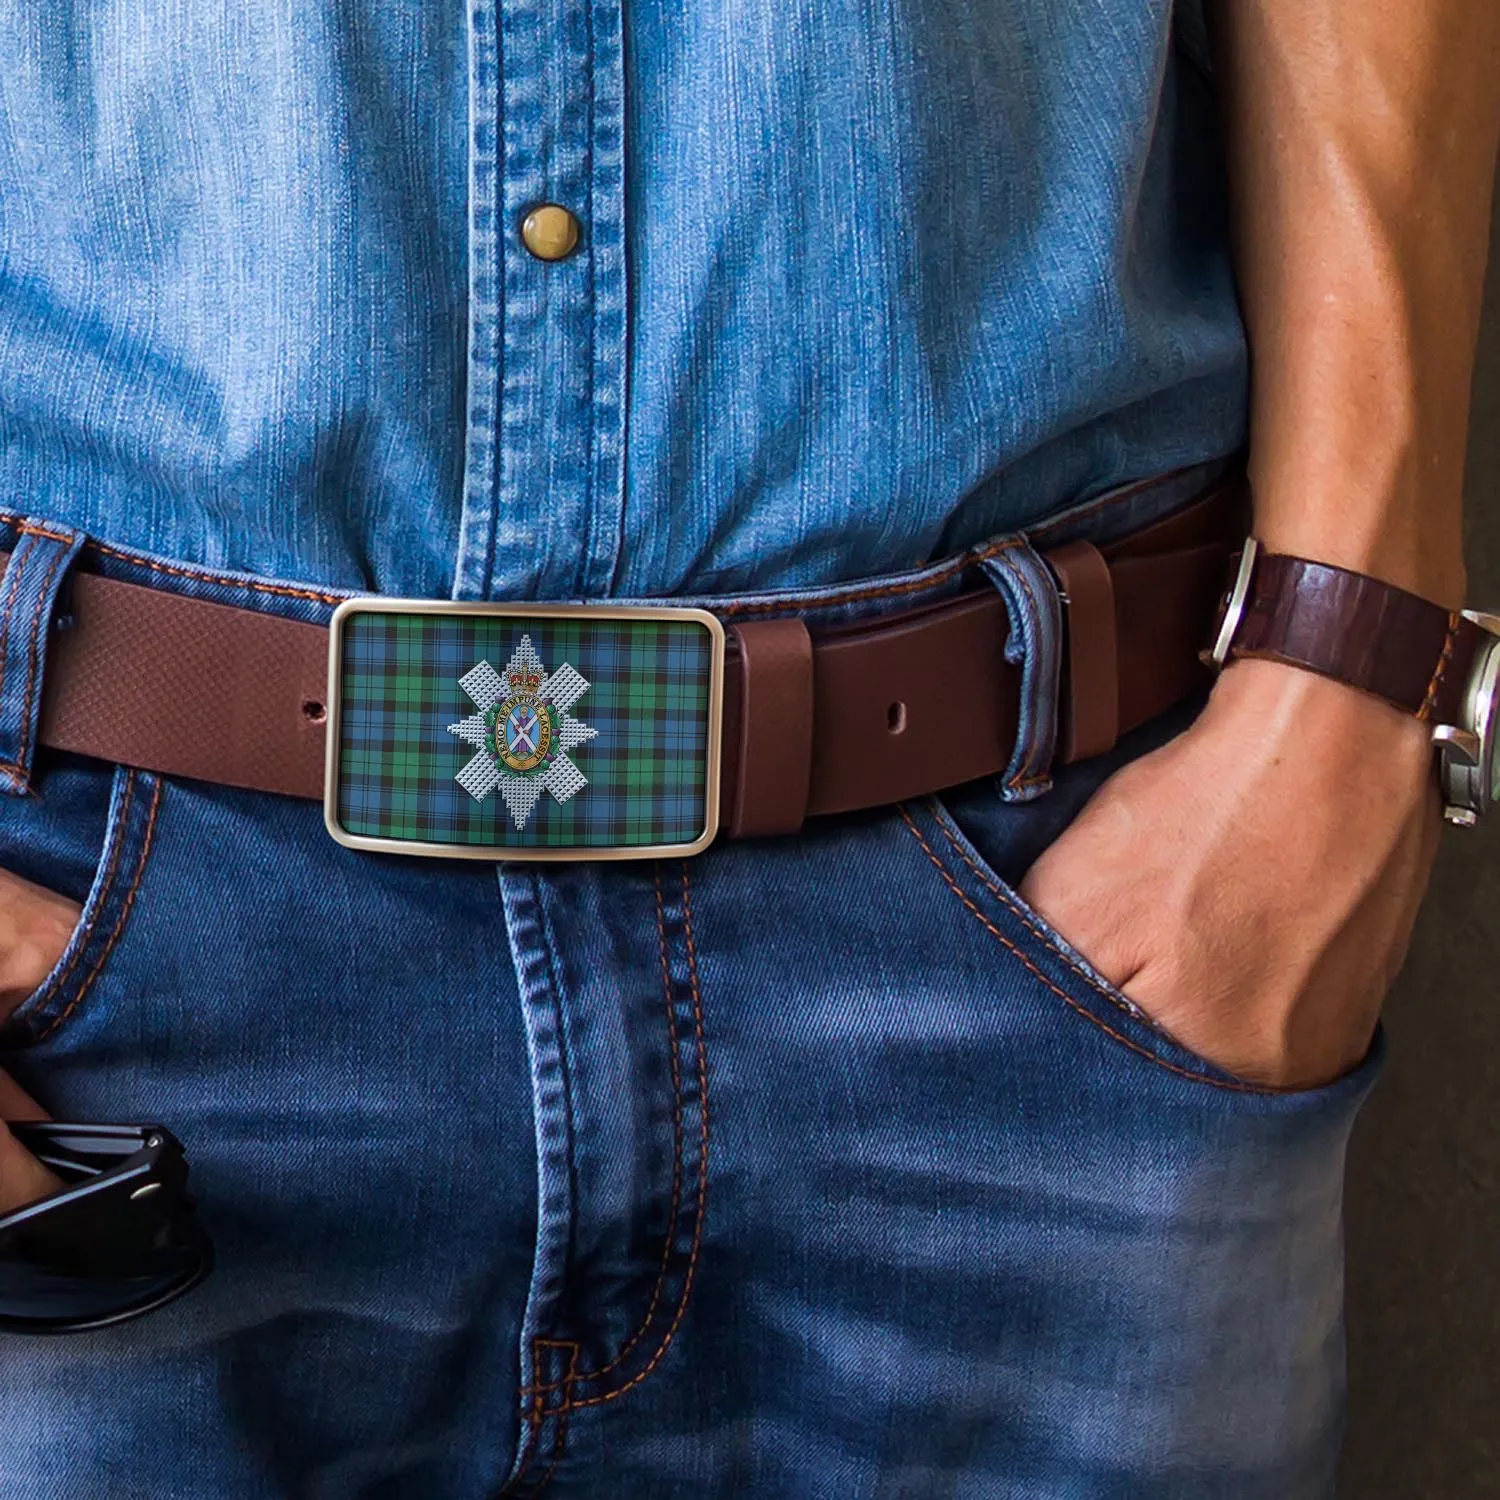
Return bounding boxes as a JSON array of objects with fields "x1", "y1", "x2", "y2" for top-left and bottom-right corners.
[{"x1": 2, "y1": 469, "x2": 1249, "y2": 861}]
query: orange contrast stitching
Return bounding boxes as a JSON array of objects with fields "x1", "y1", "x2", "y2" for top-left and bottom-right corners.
[
  {"x1": 564, "y1": 862, "x2": 711, "y2": 1411},
  {"x1": 1416, "y1": 612, "x2": 1461, "y2": 724},
  {"x1": 14, "y1": 523, "x2": 76, "y2": 545},
  {"x1": 898, "y1": 806, "x2": 1274, "y2": 1095},
  {"x1": 1005, "y1": 772, "x2": 1052, "y2": 791},
  {"x1": 1026, "y1": 464, "x2": 1223, "y2": 543},
  {"x1": 555, "y1": 871, "x2": 689, "y2": 1387},
  {"x1": 926, "y1": 807, "x2": 1146, "y2": 1029},
  {"x1": 514, "y1": 1419, "x2": 565, "y2": 1497},
  {"x1": 10, "y1": 540, "x2": 71, "y2": 778},
  {"x1": 0, "y1": 509, "x2": 347, "y2": 605},
  {"x1": 1001, "y1": 557, "x2": 1045, "y2": 790},
  {"x1": 516, "y1": 871, "x2": 690, "y2": 1403},
  {"x1": 85, "y1": 541, "x2": 347, "y2": 604},
  {"x1": 515, "y1": 1342, "x2": 576, "y2": 1497},
  {"x1": 714, "y1": 537, "x2": 1022, "y2": 618},
  {"x1": 503, "y1": 1344, "x2": 548, "y2": 1493},
  {"x1": 502, "y1": 1340, "x2": 578, "y2": 1499},
  {"x1": 996, "y1": 552, "x2": 1058, "y2": 791},
  {"x1": 35, "y1": 777, "x2": 163, "y2": 1044},
  {"x1": 7, "y1": 771, "x2": 140, "y2": 1030}
]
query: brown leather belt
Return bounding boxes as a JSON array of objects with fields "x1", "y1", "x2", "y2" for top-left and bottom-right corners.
[{"x1": 6, "y1": 471, "x2": 1246, "y2": 842}]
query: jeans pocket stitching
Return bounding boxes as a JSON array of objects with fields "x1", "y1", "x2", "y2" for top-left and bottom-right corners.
[
  {"x1": 517, "y1": 861, "x2": 712, "y2": 1419},
  {"x1": 926, "y1": 798, "x2": 1151, "y2": 1028},
  {"x1": 6, "y1": 772, "x2": 164, "y2": 1045},
  {"x1": 898, "y1": 801, "x2": 1282, "y2": 1096}
]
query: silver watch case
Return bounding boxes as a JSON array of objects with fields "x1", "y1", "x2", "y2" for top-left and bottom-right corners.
[{"x1": 1434, "y1": 609, "x2": 1500, "y2": 827}]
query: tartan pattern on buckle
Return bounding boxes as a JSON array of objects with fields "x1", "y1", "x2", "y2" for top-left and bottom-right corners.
[{"x1": 334, "y1": 611, "x2": 715, "y2": 850}]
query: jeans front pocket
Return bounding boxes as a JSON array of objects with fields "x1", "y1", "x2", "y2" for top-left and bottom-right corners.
[
  {"x1": 1, "y1": 759, "x2": 162, "y2": 1050},
  {"x1": 918, "y1": 781, "x2": 1387, "y2": 1105}
]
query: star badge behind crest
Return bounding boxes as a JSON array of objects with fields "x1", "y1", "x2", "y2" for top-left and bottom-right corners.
[{"x1": 446, "y1": 636, "x2": 599, "y2": 828}]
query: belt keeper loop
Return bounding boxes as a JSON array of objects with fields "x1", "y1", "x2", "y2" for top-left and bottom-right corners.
[
  {"x1": 727, "y1": 618, "x2": 813, "y2": 838},
  {"x1": 0, "y1": 521, "x2": 86, "y2": 796},
  {"x1": 977, "y1": 540, "x2": 1063, "y2": 802},
  {"x1": 1043, "y1": 539, "x2": 1119, "y2": 764}
]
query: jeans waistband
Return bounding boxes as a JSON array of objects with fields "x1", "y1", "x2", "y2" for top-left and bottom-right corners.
[
  {"x1": 0, "y1": 451, "x2": 1240, "y2": 633},
  {"x1": 0, "y1": 450, "x2": 1244, "y2": 819}
]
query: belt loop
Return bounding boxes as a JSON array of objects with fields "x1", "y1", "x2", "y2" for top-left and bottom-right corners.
[
  {"x1": 726, "y1": 618, "x2": 814, "y2": 838},
  {"x1": 0, "y1": 520, "x2": 86, "y2": 796},
  {"x1": 978, "y1": 539, "x2": 1063, "y2": 803}
]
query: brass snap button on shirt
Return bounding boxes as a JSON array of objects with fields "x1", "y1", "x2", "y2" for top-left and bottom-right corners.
[{"x1": 521, "y1": 204, "x2": 581, "y2": 261}]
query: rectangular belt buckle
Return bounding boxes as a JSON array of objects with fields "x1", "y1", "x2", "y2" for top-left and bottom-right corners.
[{"x1": 323, "y1": 599, "x2": 726, "y2": 861}]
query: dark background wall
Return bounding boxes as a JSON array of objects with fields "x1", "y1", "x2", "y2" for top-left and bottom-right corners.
[{"x1": 1339, "y1": 173, "x2": 1500, "y2": 1494}]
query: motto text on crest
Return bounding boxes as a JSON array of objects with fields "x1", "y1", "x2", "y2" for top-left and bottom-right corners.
[{"x1": 446, "y1": 636, "x2": 598, "y2": 828}]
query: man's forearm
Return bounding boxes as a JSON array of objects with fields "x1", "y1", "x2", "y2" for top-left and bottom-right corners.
[{"x1": 1207, "y1": 0, "x2": 1500, "y2": 608}]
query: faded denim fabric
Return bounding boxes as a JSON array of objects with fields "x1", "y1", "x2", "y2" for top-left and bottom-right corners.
[
  {"x1": 0, "y1": 1, "x2": 1244, "y2": 598},
  {"x1": 0, "y1": 3, "x2": 1371, "y2": 1499},
  {"x1": 0, "y1": 494, "x2": 1373, "y2": 1499}
]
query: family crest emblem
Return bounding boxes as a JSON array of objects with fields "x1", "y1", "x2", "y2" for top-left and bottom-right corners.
[{"x1": 446, "y1": 636, "x2": 598, "y2": 828}]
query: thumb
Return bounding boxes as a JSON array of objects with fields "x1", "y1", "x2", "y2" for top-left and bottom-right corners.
[{"x1": 0, "y1": 1070, "x2": 62, "y2": 1216}]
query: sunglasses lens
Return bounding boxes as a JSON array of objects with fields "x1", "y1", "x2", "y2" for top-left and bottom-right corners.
[
  {"x1": 0, "y1": 1240, "x2": 210, "y2": 1331},
  {"x1": 0, "y1": 1123, "x2": 213, "y2": 1334}
]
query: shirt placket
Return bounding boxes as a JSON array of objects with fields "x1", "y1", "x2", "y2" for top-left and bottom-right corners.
[{"x1": 454, "y1": 0, "x2": 626, "y2": 602}]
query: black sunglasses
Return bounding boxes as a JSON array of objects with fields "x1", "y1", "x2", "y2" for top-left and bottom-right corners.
[{"x1": 0, "y1": 1122, "x2": 213, "y2": 1334}]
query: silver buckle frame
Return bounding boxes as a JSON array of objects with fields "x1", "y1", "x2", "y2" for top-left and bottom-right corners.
[
  {"x1": 323, "y1": 598, "x2": 727, "y2": 861},
  {"x1": 1207, "y1": 536, "x2": 1260, "y2": 669}
]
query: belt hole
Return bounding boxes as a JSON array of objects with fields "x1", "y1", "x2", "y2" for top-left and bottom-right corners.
[
  {"x1": 302, "y1": 699, "x2": 328, "y2": 724},
  {"x1": 887, "y1": 701, "x2": 907, "y2": 734}
]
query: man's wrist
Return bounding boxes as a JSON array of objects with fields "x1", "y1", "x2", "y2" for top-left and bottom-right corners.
[
  {"x1": 1248, "y1": 471, "x2": 1468, "y2": 612},
  {"x1": 1253, "y1": 521, "x2": 1468, "y2": 613},
  {"x1": 1206, "y1": 655, "x2": 1438, "y2": 790}
]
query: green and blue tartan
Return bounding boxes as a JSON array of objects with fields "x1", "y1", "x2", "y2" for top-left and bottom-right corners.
[{"x1": 334, "y1": 610, "x2": 716, "y2": 850}]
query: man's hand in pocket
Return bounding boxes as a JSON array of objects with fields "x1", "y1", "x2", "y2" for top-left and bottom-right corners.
[
  {"x1": 0, "y1": 866, "x2": 78, "y2": 1213},
  {"x1": 1018, "y1": 657, "x2": 1442, "y2": 1090}
]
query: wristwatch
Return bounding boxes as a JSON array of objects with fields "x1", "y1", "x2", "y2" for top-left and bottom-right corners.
[{"x1": 1206, "y1": 537, "x2": 1500, "y2": 827}]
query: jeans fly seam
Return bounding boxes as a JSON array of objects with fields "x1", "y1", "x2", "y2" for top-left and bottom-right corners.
[
  {"x1": 502, "y1": 1339, "x2": 577, "y2": 1498},
  {"x1": 527, "y1": 862, "x2": 711, "y2": 1412},
  {"x1": 519, "y1": 1341, "x2": 576, "y2": 1497},
  {"x1": 560, "y1": 860, "x2": 713, "y2": 1408},
  {"x1": 898, "y1": 804, "x2": 1277, "y2": 1096},
  {"x1": 503, "y1": 1341, "x2": 547, "y2": 1494},
  {"x1": 33, "y1": 776, "x2": 162, "y2": 1045},
  {"x1": 533, "y1": 871, "x2": 585, "y2": 1319},
  {"x1": 540, "y1": 866, "x2": 686, "y2": 1390}
]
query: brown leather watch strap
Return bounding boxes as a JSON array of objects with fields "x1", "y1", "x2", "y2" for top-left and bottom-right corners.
[
  {"x1": 2, "y1": 482, "x2": 1244, "y2": 838},
  {"x1": 1222, "y1": 548, "x2": 1483, "y2": 723}
]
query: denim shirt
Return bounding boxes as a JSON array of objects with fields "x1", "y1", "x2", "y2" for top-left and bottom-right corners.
[{"x1": 0, "y1": 2, "x2": 1244, "y2": 601}]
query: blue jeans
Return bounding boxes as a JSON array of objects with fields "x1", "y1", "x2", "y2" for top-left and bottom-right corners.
[{"x1": 0, "y1": 467, "x2": 1376, "y2": 1498}]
